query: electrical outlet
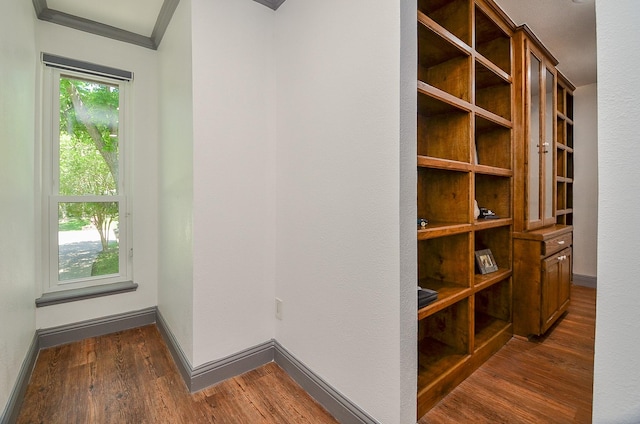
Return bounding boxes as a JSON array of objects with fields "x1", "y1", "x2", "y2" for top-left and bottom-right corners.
[{"x1": 275, "y1": 298, "x2": 283, "y2": 320}]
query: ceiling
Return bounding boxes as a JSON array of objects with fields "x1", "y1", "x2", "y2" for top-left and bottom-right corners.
[
  {"x1": 47, "y1": 0, "x2": 164, "y2": 37},
  {"x1": 34, "y1": 0, "x2": 597, "y2": 86},
  {"x1": 496, "y1": 0, "x2": 597, "y2": 86}
]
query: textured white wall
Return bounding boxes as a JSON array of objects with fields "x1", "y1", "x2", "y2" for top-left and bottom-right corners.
[
  {"x1": 274, "y1": 1, "x2": 412, "y2": 422},
  {"x1": 158, "y1": 0, "x2": 195, "y2": 364},
  {"x1": 593, "y1": 0, "x2": 640, "y2": 422},
  {"x1": 190, "y1": 0, "x2": 276, "y2": 366},
  {"x1": 34, "y1": 22, "x2": 160, "y2": 328},
  {"x1": 573, "y1": 83, "x2": 598, "y2": 280},
  {"x1": 0, "y1": 0, "x2": 37, "y2": 416}
]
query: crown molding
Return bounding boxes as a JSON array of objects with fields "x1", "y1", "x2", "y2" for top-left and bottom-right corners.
[
  {"x1": 32, "y1": 0, "x2": 286, "y2": 50},
  {"x1": 32, "y1": 0, "x2": 178, "y2": 50},
  {"x1": 253, "y1": 0, "x2": 287, "y2": 10}
]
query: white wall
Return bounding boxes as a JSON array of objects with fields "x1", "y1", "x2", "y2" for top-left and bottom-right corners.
[
  {"x1": 0, "y1": 0, "x2": 37, "y2": 416},
  {"x1": 593, "y1": 1, "x2": 640, "y2": 422},
  {"x1": 158, "y1": 0, "x2": 195, "y2": 364},
  {"x1": 274, "y1": 1, "x2": 414, "y2": 422},
  {"x1": 573, "y1": 83, "x2": 598, "y2": 280},
  {"x1": 190, "y1": 0, "x2": 277, "y2": 366},
  {"x1": 34, "y1": 22, "x2": 160, "y2": 329}
]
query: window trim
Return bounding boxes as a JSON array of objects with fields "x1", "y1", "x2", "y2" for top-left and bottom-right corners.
[{"x1": 39, "y1": 57, "x2": 133, "y2": 297}]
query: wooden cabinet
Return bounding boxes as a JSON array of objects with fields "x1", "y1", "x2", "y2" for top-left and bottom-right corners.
[
  {"x1": 541, "y1": 247, "x2": 572, "y2": 330},
  {"x1": 513, "y1": 26, "x2": 559, "y2": 232},
  {"x1": 513, "y1": 227, "x2": 572, "y2": 336},
  {"x1": 416, "y1": 0, "x2": 515, "y2": 417},
  {"x1": 512, "y1": 26, "x2": 574, "y2": 338}
]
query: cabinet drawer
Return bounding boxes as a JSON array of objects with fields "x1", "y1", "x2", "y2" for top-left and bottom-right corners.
[{"x1": 542, "y1": 233, "x2": 572, "y2": 256}]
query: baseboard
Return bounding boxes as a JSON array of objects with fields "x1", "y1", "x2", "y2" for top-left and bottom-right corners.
[
  {"x1": 155, "y1": 310, "x2": 274, "y2": 392},
  {"x1": 155, "y1": 309, "x2": 193, "y2": 388},
  {"x1": 573, "y1": 274, "x2": 597, "y2": 288},
  {"x1": 0, "y1": 334, "x2": 39, "y2": 424},
  {"x1": 190, "y1": 341, "x2": 274, "y2": 392},
  {"x1": 157, "y1": 319, "x2": 378, "y2": 423},
  {"x1": 38, "y1": 307, "x2": 157, "y2": 349},
  {"x1": 6, "y1": 308, "x2": 377, "y2": 424},
  {"x1": 273, "y1": 341, "x2": 379, "y2": 424}
]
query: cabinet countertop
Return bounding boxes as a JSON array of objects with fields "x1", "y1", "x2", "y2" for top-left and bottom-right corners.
[{"x1": 513, "y1": 225, "x2": 573, "y2": 241}]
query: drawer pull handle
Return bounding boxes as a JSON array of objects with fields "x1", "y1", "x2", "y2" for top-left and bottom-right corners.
[{"x1": 558, "y1": 241, "x2": 565, "y2": 245}]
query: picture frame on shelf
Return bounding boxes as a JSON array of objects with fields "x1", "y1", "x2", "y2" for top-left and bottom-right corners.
[{"x1": 475, "y1": 249, "x2": 498, "y2": 274}]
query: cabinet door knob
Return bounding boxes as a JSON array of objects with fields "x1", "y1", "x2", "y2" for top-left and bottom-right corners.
[{"x1": 558, "y1": 240, "x2": 565, "y2": 245}]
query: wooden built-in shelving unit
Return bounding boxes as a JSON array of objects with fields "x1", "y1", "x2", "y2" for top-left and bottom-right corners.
[
  {"x1": 556, "y1": 72, "x2": 575, "y2": 226},
  {"x1": 416, "y1": 0, "x2": 515, "y2": 417}
]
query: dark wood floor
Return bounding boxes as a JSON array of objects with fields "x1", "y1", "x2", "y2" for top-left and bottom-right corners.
[
  {"x1": 18, "y1": 284, "x2": 595, "y2": 424},
  {"x1": 17, "y1": 325, "x2": 339, "y2": 424},
  {"x1": 419, "y1": 284, "x2": 596, "y2": 423}
]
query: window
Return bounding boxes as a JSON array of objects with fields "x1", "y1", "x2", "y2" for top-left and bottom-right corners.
[{"x1": 40, "y1": 55, "x2": 133, "y2": 294}]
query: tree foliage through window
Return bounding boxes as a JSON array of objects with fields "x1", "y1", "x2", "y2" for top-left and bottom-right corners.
[{"x1": 58, "y1": 77, "x2": 120, "y2": 252}]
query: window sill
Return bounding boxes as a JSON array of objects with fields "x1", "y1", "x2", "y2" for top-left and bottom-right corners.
[{"x1": 35, "y1": 281, "x2": 138, "y2": 307}]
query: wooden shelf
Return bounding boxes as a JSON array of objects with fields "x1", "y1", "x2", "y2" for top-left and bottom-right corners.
[
  {"x1": 473, "y1": 164, "x2": 512, "y2": 177},
  {"x1": 474, "y1": 315, "x2": 511, "y2": 350},
  {"x1": 556, "y1": 73, "x2": 575, "y2": 225},
  {"x1": 417, "y1": 222, "x2": 472, "y2": 240},
  {"x1": 473, "y1": 268, "x2": 512, "y2": 291},
  {"x1": 417, "y1": 282, "x2": 472, "y2": 319},
  {"x1": 418, "y1": 168, "x2": 471, "y2": 224},
  {"x1": 418, "y1": 0, "x2": 472, "y2": 46},
  {"x1": 418, "y1": 14, "x2": 471, "y2": 102},
  {"x1": 418, "y1": 156, "x2": 473, "y2": 172},
  {"x1": 475, "y1": 4, "x2": 511, "y2": 74},
  {"x1": 416, "y1": 0, "x2": 514, "y2": 418},
  {"x1": 473, "y1": 217, "x2": 512, "y2": 231},
  {"x1": 418, "y1": 81, "x2": 473, "y2": 114}
]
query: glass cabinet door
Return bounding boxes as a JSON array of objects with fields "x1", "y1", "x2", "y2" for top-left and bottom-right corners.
[
  {"x1": 544, "y1": 66, "x2": 556, "y2": 222},
  {"x1": 528, "y1": 52, "x2": 541, "y2": 225},
  {"x1": 526, "y1": 49, "x2": 557, "y2": 230}
]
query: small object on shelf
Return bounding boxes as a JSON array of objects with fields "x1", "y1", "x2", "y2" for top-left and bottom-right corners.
[
  {"x1": 417, "y1": 218, "x2": 428, "y2": 228},
  {"x1": 418, "y1": 286, "x2": 438, "y2": 309},
  {"x1": 474, "y1": 200, "x2": 481, "y2": 219},
  {"x1": 479, "y1": 207, "x2": 499, "y2": 219},
  {"x1": 475, "y1": 248, "x2": 499, "y2": 274}
]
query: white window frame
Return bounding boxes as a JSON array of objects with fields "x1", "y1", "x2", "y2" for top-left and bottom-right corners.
[{"x1": 40, "y1": 59, "x2": 133, "y2": 294}]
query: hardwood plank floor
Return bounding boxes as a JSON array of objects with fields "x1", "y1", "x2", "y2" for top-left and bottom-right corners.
[
  {"x1": 18, "y1": 284, "x2": 595, "y2": 423},
  {"x1": 419, "y1": 284, "x2": 596, "y2": 424},
  {"x1": 17, "y1": 325, "x2": 339, "y2": 424}
]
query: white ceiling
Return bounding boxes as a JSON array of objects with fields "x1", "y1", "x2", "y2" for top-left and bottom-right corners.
[
  {"x1": 38, "y1": 0, "x2": 597, "y2": 86},
  {"x1": 48, "y1": 0, "x2": 164, "y2": 37},
  {"x1": 496, "y1": 0, "x2": 597, "y2": 86}
]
